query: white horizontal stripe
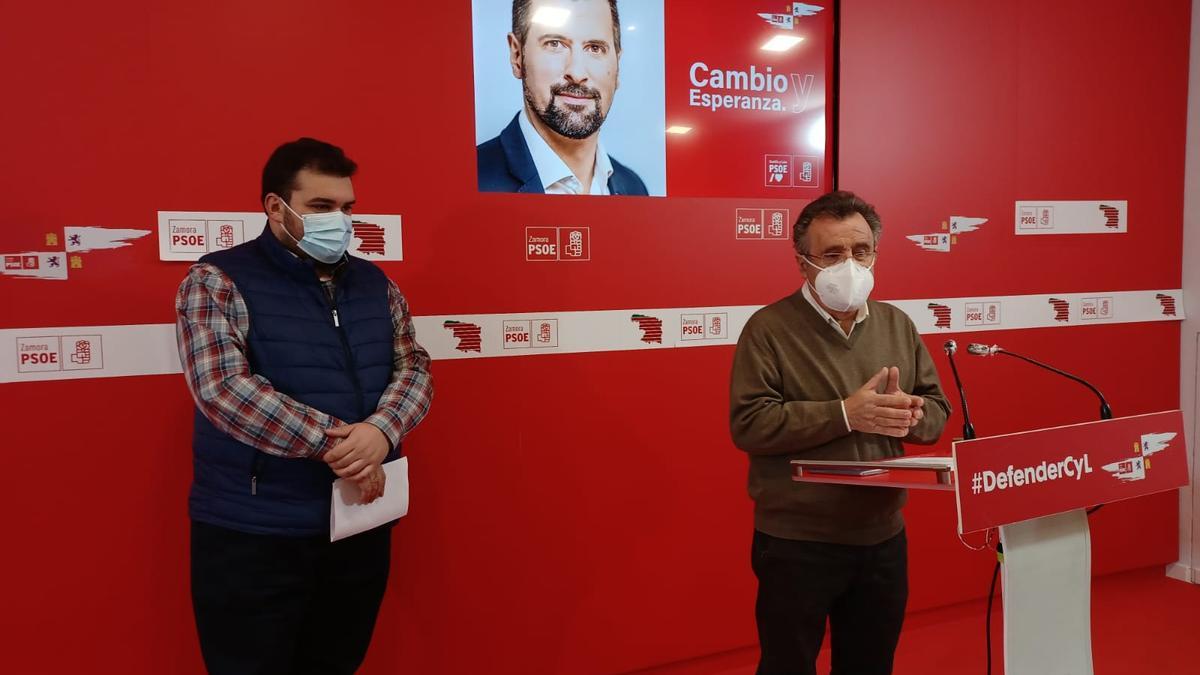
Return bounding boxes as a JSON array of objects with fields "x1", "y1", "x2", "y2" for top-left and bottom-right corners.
[{"x1": 0, "y1": 289, "x2": 1184, "y2": 383}]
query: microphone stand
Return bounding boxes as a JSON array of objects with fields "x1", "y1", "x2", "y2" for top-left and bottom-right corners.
[
  {"x1": 969, "y1": 346, "x2": 1112, "y2": 517},
  {"x1": 948, "y1": 340, "x2": 997, "y2": 674},
  {"x1": 943, "y1": 340, "x2": 977, "y2": 441},
  {"x1": 988, "y1": 349, "x2": 1113, "y2": 421}
]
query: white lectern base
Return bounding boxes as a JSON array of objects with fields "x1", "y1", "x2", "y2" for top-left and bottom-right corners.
[{"x1": 999, "y1": 509, "x2": 1093, "y2": 675}]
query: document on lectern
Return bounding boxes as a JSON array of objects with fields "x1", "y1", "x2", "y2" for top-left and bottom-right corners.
[{"x1": 330, "y1": 457, "x2": 409, "y2": 542}]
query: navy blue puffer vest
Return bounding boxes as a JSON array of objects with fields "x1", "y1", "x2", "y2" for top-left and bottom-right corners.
[{"x1": 189, "y1": 228, "x2": 396, "y2": 537}]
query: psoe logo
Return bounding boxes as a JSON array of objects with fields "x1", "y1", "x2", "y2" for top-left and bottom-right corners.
[
  {"x1": 560, "y1": 227, "x2": 590, "y2": 261},
  {"x1": 1081, "y1": 297, "x2": 1113, "y2": 321},
  {"x1": 502, "y1": 319, "x2": 558, "y2": 350},
  {"x1": 964, "y1": 302, "x2": 1001, "y2": 327},
  {"x1": 525, "y1": 226, "x2": 590, "y2": 262},
  {"x1": 681, "y1": 313, "x2": 730, "y2": 341},
  {"x1": 792, "y1": 156, "x2": 820, "y2": 188},
  {"x1": 707, "y1": 313, "x2": 729, "y2": 339},
  {"x1": 681, "y1": 314, "x2": 706, "y2": 341},
  {"x1": 169, "y1": 220, "x2": 208, "y2": 254},
  {"x1": 207, "y1": 220, "x2": 244, "y2": 251},
  {"x1": 1018, "y1": 205, "x2": 1054, "y2": 230},
  {"x1": 1102, "y1": 432, "x2": 1176, "y2": 482},
  {"x1": 214, "y1": 222, "x2": 239, "y2": 249},
  {"x1": 16, "y1": 335, "x2": 103, "y2": 374},
  {"x1": 764, "y1": 155, "x2": 793, "y2": 187},
  {"x1": 735, "y1": 209, "x2": 790, "y2": 240},
  {"x1": 765, "y1": 209, "x2": 789, "y2": 239}
]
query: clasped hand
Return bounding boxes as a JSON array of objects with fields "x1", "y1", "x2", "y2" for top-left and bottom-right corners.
[
  {"x1": 843, "y1": 367, "x2": 925, "y2": 438},
  {"x1": 322, "y1": 423, "x2": 390, "y2": 504}
]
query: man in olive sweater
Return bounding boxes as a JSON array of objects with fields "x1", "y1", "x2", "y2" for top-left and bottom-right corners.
[{"x1": 730, "y1": 190, "x2": 950, "y2": 675}]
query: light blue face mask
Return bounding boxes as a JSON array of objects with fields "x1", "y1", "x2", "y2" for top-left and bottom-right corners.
[{"x1": 279, "y1": 198, "x2": 353, "y2": 264}]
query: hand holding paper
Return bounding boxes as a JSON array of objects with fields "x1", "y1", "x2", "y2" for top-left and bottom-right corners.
[
  {"x1": 330, "y1": 457, "x2": 410, "y2": 542},
  {"x1": 323, "y1": 423, "x2": 390, "y2": 480}
]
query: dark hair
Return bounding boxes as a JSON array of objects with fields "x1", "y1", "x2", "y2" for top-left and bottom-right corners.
[
  {"x1": 792, "y1": 190, "x2": 883, "y2": 253},
  {"x1": 260, "y1": 137, "x2": 358, "y2": 207},
  {"x1": 512, "y1": 0, "x2": 622, "y2": 53}
]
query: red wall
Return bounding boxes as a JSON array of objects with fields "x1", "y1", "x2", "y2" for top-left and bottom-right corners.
[{"x1": 0, "y1": 1, "x2": 1191, "y2": 673}]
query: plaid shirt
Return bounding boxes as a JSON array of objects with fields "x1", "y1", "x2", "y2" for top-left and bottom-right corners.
[{"x1": 175, "y1": 262, "x2": 433, "y2": 459}]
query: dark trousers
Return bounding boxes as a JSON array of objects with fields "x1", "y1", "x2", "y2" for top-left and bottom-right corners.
[
  {"x1": 191, "y1": 521, "x2": 392, "y2": 675},
  {"x1": 751, "y1": 529, "x2": 908, "y2": 675}
]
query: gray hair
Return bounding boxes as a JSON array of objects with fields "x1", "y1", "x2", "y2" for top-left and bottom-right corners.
[{"x1": 792, "y1": 190, "x2": 882, "y2": 253}]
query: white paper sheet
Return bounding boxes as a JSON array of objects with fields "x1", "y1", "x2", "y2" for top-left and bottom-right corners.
[
  {"x1": 330, "y1": 458, "x2": 409, "y2": 542},
  {"x1": 880, "y1": 456, "x2": 955, "y2": 470}
]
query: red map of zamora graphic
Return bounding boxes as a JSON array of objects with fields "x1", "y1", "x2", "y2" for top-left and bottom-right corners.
[
  {"x1": 443, "y1": 320, "x2": 482, "y2": 352},
  {"x1": 1156, "y1": 294, "x2": 1177, "y2": 316},
  {"x1": 631, "y1": 314, "x2": 663, "y2": 344},
  {"x1": 351, "y1": 221, "x2": 386, "y2": 255},
  {"x1": 927, "y1": 303, "x2": 951, "y2": 329},
  {"x1": 1048, "y1": 298, "x2": 1070, "y2": 322},
  {"x1": 1099, "y1": 205, "x2": 1120, "y2": 229}
]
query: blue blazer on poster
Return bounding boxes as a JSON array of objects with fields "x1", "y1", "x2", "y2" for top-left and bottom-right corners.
[{"x1": 476, "y1": 113, "x2": 649, "y2": 196}]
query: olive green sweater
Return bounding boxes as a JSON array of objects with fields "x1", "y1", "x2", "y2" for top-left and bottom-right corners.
[{"x1": 729, "y1": 289, "x2": 951, "y2": 545}]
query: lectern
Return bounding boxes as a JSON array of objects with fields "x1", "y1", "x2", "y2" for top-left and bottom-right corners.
[{"x1": 790, "y1": 410, "x2": 1189, "y2": 675}]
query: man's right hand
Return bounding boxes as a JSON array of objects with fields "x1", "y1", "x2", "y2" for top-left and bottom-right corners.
[
  {"x1": 353, "y1": 463, "x2": 387, "y2": 505},
  {"x1": 844, "y1": 367, "x2": 916, "y2": 437}
]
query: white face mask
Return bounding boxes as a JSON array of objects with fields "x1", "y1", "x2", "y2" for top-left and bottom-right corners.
[
  {"x1": 806, "y1": 257, "x2": 875, "y2": 312},
  {"x1": 279, "y1": 199, "x2": 353, "y2": 264}
]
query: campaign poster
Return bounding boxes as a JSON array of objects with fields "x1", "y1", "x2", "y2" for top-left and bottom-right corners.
[{"x1": 472, "y1": 1, "x2": 834, "y2": 198}]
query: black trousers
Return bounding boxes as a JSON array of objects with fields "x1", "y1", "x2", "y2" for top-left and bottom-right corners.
[
  {"x1": 751, "y1": 528, "x2": 908, "y2": 675},
  {"x1": 191, "y1": 521, "x2": 391, "y2": 675}
]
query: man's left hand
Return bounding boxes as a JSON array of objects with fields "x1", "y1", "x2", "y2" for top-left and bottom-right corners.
[{"x1": 322, "y1": 423, "x2": 390, "y2": 480}]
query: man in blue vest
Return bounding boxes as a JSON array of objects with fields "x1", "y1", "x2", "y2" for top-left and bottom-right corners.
[
  {"x1": 175, "y1": 137, "x2": 434, "y2": 674},
  {"x1": 476, "y1": 0, "x2": 648, "y2": 195}
]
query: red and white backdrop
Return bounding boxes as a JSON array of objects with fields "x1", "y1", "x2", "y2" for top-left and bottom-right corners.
[{"x1": 0, "y1": 1, "x2": 1191, "y2": 673}]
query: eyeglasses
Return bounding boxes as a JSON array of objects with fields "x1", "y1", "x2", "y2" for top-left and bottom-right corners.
[{"x1": 801, "y1": 249, "x2": 878, "y2": 268}]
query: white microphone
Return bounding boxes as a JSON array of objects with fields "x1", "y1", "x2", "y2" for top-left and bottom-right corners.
[
  {"x1": 967, "y1": 343, "x2": 1000, "y2": 356},
  {"x1": 943, "y1": 339, "x2": 957, "y2": 355}
]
